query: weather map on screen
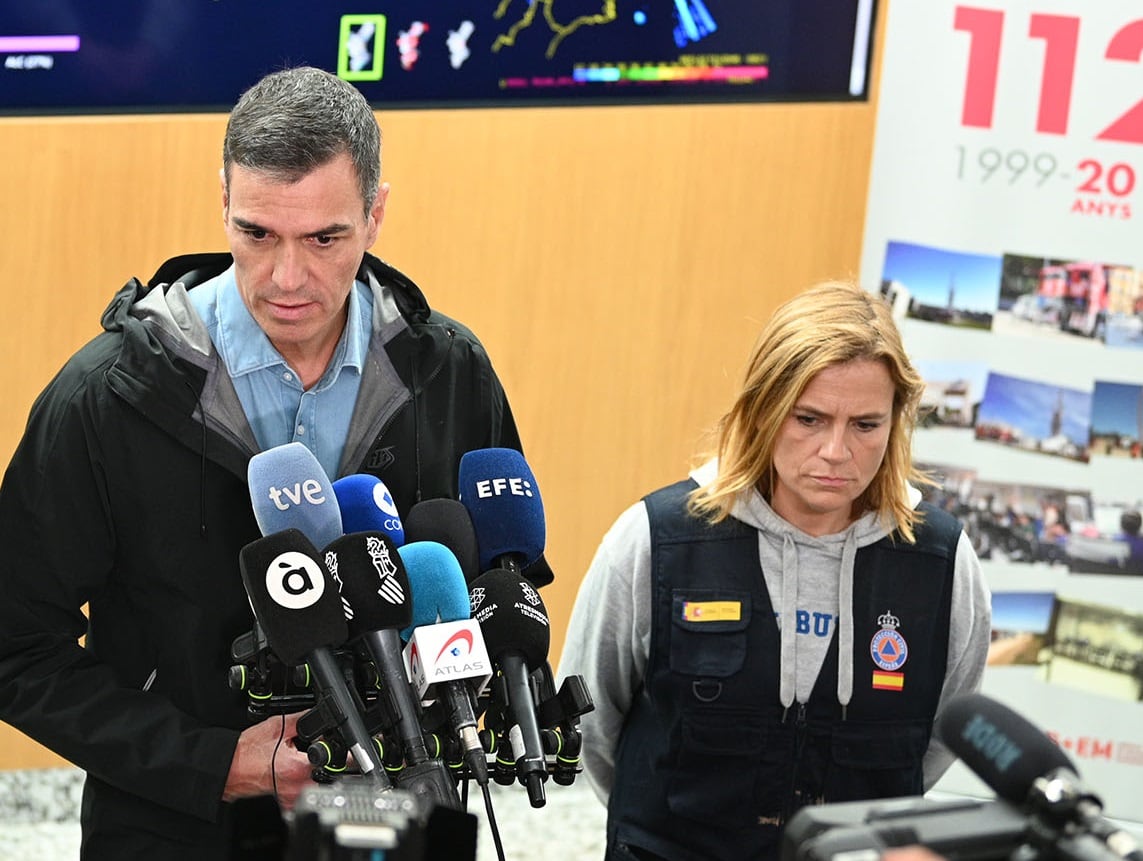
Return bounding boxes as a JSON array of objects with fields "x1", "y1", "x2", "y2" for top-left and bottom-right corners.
[{"x1": 1, "y1": 0, "x2": 876, "y2": 114}]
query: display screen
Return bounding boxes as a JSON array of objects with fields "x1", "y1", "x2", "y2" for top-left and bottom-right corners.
[{"x1": 1, "y1": 1, "x2": 876, "y2": 114}]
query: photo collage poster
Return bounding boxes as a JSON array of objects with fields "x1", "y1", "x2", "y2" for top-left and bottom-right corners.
[{"x1": 860, "y1": 0, "x2": 1143, "y2": 823}]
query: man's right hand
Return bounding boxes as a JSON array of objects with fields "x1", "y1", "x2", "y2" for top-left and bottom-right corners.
[{"x1": 223, "y1": 711, "x2": 315, "y2": 811}]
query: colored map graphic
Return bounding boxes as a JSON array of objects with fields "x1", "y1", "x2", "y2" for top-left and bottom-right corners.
[{"x1": 492, "y1": 0, "x2": 618, "y2": 59}]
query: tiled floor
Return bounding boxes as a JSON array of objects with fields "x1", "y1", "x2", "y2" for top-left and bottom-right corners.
[{"x1": 0, "y1": 767, "x2": 608, "y2": 861}]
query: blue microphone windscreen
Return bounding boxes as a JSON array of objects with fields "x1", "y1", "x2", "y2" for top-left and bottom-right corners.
[
  {"x1": 248, "y1": 442, "x2": 343, "y2": 549},
  {"x1": 403, "y1": 498, "x2": 480, "y2": 584},
  {"x1": 332, "y1": 473, "x2": 405, "y2": 544},
  {"x1": 457, "y1": 448, "x2": 545, "y2": 571},
  {"x1": 397, "y1": 540, "x2": 470, "y2": 640}
]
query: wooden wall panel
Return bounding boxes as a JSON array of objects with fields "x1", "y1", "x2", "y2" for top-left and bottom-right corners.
[{"x1": 0, "y1": 21, "x2": 883, "y2": 770}]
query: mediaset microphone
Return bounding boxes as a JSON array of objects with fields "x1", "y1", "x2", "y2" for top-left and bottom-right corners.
[
  {"x1": 457, "y1": 448, "x2": 545, "y2": 576},
  {"x1": 937, "y1": 693, "x2": 1142, "y2": 861},
  {"x1": 332, "y1": 473, "x2": 405, "y2": 544},
  {"x1": 238, "y1": 528, "x2": 388, "y2": 788},
  {"x1": 247, "y1": 442, "x2": 343, "y2": 549},
  {"x1": 322, "y1": 530, "x2": 460, "y2": 811},
  {"x1": 469, "y1": 568, "x2": 551, "y2": 807},
  {"x1": 403, "y1": 498, "x2": 481, "y2": 584},
  {"x1": 398, "y1": 540, "x2": 492, "y2": 786}
]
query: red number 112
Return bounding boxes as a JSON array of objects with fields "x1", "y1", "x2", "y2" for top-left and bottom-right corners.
[{"x1": 954, "y1": 6, "x2": 1143, "y2": 144}]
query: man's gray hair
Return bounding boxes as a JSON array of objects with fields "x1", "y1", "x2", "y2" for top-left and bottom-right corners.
[{"x1": 223, "y1": 66, "x2": 381, "y2": 215}]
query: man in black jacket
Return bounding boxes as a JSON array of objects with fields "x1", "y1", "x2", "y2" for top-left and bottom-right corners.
[{"x1": 0, "y1": 66, "x2": 532, "y2": 858}]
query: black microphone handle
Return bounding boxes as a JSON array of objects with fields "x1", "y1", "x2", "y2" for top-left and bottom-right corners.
[
  {"x1": 361, "y1": 628, "x2": 431, "y2": 766},
  {"x1": 305, "y1": 647, "x2": 389, "y2": 789},
  {"x1": 499, "y1": 651, "x2": 547, "y2": 807},
  {"x1": 361, "y1": 628, "x2": 462, "y2": 811},
  {"x1": 491, "y1": 552, "x2": 523, "y2": 577}
]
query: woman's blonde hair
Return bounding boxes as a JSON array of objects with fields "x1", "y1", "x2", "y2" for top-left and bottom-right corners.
[{"x1": 688, "y1": 280, "x2": 930, "y2": 541}]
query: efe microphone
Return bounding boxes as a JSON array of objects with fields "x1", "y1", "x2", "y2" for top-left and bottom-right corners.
[
  {"x1": 469, "y1": 568, "x2": 551, "y2": 807},
  {"x1": 457, "y1": 448, "x2": 545, "y2": 577},
  {"x1": 238, "y1": 529, "x2": 388, "y2": 788}
]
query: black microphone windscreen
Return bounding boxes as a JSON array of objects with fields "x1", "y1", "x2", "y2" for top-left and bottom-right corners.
[
  {"x1": 239, "y1": 529, "x2": 348, "y2": 666},
  {"x1": 936, "y1": 693, "x2": 1076, "y2": 805},
  {"x1": 468, "y1": 568, "x2": 550, "y2": 670},
  {"x1": 403, "y1": 498, "x2": 481, "y2": 584},
  {"x1": 322, "y1": 532, "x2": 412, "y2": 637}
]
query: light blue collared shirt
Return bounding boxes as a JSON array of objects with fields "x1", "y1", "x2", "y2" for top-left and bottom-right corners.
[{"x1": 188, "y1": 265, "x2": 372, "y2": 479}]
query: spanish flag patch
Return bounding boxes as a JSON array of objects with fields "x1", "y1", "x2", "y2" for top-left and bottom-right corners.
[
  {"x1": 682, "y1": 601, "x2": 741, "y2": 622},
  {"x1": 872, "y1": 671, "x2": 905, "y2": 691}
]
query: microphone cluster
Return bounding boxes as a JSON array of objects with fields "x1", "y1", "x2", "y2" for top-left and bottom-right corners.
[
  {"x1": 229, "y1": 443, "x2": 594, "y2": 824},
  {"x1": 782, "y1": 693, "x2": 1142, "y2": 861}
]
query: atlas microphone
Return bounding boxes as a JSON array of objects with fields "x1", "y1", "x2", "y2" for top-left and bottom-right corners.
[
  {"x1": 457, "y1": 448, "x2": 545, "y2": 577},
  {"x1": 322, "y1": 530, "x2": 460, "y2": 811},
  {"x1": 238, "y1": 529, "x2": 388, "y2": 788},
  {"x1": 399, "y1": 541, "x2": 492, "y2": 786},
  {"x1": 937, "y1": 693, "x2": 1142, "y2": 861},
  {"x1": 469, "y1": 568, "x2": 551, "y2": 807}
]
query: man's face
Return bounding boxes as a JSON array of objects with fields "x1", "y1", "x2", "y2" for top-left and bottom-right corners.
[
  {"x1": 769, "y1": 358, "x2": 895, "y2": 536},
  {"x1": 222, "y1": 152, "x2": 386, "y2": 375}
]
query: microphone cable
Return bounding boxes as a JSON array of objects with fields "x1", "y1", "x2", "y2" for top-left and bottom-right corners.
[
  {"x1": 271, "y1": 712, "x2": 287, "y2": 805},
  {"x1": 480, "y1": 781, "x2": 507, "y2": 861}
]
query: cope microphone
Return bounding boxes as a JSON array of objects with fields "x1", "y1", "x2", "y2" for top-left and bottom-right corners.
[
  {"x1": 457, "y1": 448, "x2": 545, "y2": 577},
  {"x1": 238, "y1": 529, "x2": 388, "y2": 788},
  {"x1": 332, "y1": 474, "x2": 405, "y2": 545},
  {"x1": 399, "y1": 541, "x2": 492, "y2": 786},
  {"x1": 469, "y1": 568, "x2": 551, "y2": 807},
  {"x1": 403, "y1": 498, "x2": 481, "y2": 584},
  {"x1": 322, "y1": 531, "x2": 460, "y2": 812},
  {"x1": 937, "y1": 693, "x2": 1142, "y2": 861},
  {"x1": 248, "y1": 442, "x2": 343, "y2": 550}
]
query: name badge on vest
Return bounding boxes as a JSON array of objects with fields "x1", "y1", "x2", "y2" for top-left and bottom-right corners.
[
  {"x1": 682, "y1": 600, "x2": 742, "y2": 622},
  {"x1": 870, "y1": 610, "x2": 908, "y2": 691}
]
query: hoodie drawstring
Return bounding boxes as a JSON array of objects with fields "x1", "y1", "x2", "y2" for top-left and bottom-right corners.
[{"x1": 836, "y1": 530, "x2": 858, "y2": 720}]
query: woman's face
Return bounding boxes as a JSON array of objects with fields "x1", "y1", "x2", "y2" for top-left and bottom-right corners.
[{"x1": 768, "y1": 359, "x2": 895, "y2": 536}]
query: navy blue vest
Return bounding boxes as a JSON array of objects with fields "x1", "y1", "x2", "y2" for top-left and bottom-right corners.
[{"x1": 607, "y1": 480, "x2": 959, "y2": 861}]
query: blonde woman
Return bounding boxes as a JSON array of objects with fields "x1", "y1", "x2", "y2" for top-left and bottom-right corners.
[{"x1": 560, "y1": 281, "x2": 991, "y2": 861}]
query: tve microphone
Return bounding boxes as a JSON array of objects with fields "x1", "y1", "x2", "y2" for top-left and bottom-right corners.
[
  {"x1": 238, "y1": 529, "x2": 387, "y2": 787},
  {"x1": 938, "y1": 693, "x2": 1142, "y2": 861},
  {"x1": 469, "y1": 568, "x2": 551, "y2": 807},
  {"x1": 457, "y1": 448, "x2": 545, "y2": 575},
  {"x1": 332, "y1": 474, "x2": 405, "y2": 544},
  {"x1": 248, "y1": 442, "x2": 343, "y2": 549},
  {"x1": 321, "y1": 531, "x2": 459, "y2": 811},
  {"x1": 400, "y1": 541, "x2": 492, "y2": 786},
  {"x1": 403, "y1": 498, "x2": 481, "y2": 584}
]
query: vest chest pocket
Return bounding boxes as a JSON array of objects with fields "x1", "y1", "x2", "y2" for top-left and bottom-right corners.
[{"x1": 669, "y1": 590, "x2": 752, "y2": 678}]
